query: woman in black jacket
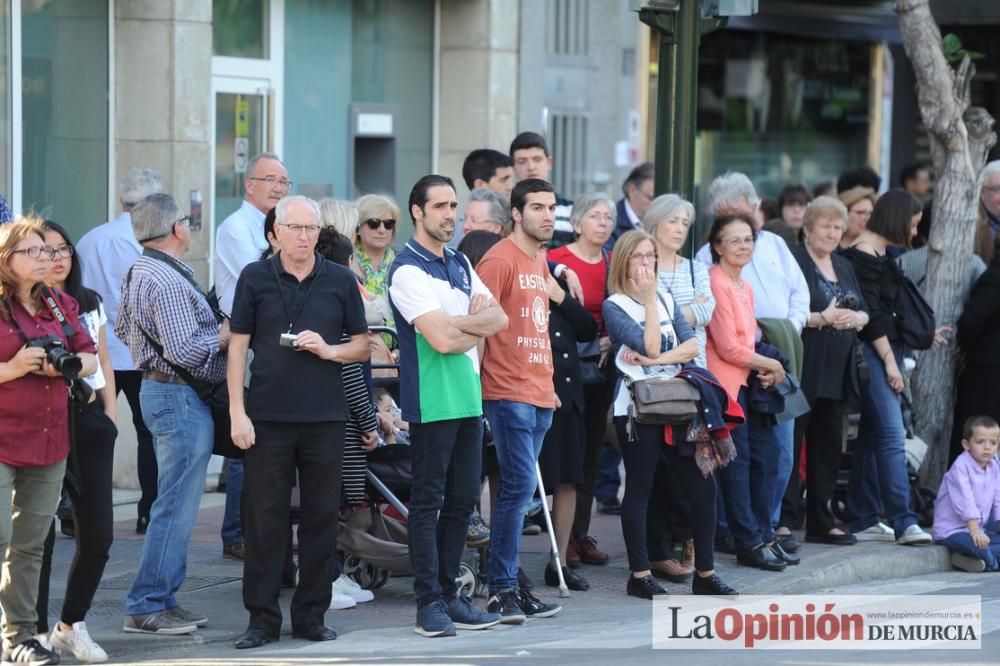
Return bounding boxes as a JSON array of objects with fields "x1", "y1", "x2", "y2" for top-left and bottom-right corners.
[
  {"x1": 954, "y1": 233, "x2": 1000, "y2": 462},
  {"x1": 538, "y1": 274, "x2": 597, "y2": 592},
  {"x1": 783, "y1": 198, "x2": 868, "y2": 545},
  {"x1": 840, "y1": 190, "x2": 933, "y2": 546}
]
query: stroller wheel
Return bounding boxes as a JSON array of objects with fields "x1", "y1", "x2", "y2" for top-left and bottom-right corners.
[
  {"x1": 348, "y1": 558, "x2": 391, "y2": 590},
  {"x1": 455, "y1": 561, "x2": 477, "y2": 599}
]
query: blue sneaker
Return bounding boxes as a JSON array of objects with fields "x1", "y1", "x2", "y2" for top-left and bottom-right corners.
[
  {"x1": 447, "y1": 595, "x2": 501, "y2": 630},
  {"x1": 414, "y1": 600, "x2": 457, "y2": 638}
]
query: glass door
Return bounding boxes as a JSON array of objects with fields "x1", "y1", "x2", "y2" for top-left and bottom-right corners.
[{"x1": 213, "y1": 78, "x2": 269, "y2": 229}]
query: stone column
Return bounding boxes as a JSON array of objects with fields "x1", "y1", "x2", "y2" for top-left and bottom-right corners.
[
  {"x1": 112, "y1": 0, "x2": 214, "y2": 491},
  {"x1": 438, "y1": 0, "x2": 520, "y2": 197}
]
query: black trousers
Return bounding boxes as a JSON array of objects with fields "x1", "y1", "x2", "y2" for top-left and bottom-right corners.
[
  {"x1": 780, "y1": 417, "x2": 808, "y2": 529},
  {"x1": 408, "y1": 418, "x2": 483, "y2": 608},
  {"x1": 615, "y1": 419, "x2": 717, "y2": 573},
  {"x1": 573, "y1": 379, "x2": 615, "y2": 539},
  {"x1": 37, "y1": 400, "x2": 117, "y2": 632},
  {"x1": 115, "y1": 370, "x2": 157, "y2": 516},
  {"x1": 243, "y1": 421, "x2": 344, "y2": 635},
  {"x1": 646, "y1": 451, "x2": 694, "y2": 561},
  {"x1": 800, "y1": 399, "x2": 847, "y2": 537}
]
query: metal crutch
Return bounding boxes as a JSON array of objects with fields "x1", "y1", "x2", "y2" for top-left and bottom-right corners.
[{"x1": 534, "y1": 462, "x2": 570, "y2": 598}]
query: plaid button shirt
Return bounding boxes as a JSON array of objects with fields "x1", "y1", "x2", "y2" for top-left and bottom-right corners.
[{"x1": 115, "y1": 252, "x2": 225, "y2": 382}]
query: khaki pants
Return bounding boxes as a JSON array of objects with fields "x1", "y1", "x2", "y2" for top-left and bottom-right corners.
[{"x1": 0, "y1": 460, "x2": 65, "y2": 647}]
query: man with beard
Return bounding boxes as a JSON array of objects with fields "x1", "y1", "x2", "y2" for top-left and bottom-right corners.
[
  {"x1": 477, "y1": 178, "x2": 563, "y2": 622},
  {"x1": 388, "y1": 174, "x2": 508, "y2": 637}
]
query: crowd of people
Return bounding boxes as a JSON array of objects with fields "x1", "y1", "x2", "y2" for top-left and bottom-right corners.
[{"x1": 2, "y1": 135, "x2": 1000, "y2": 664}]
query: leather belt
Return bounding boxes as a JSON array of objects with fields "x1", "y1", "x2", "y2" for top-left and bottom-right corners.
[{"x1": 144, "y1": 369, "x2": 187, "y2": 386}]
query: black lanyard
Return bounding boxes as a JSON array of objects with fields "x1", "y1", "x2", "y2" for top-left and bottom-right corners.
[
  {"x1": 7, "y1": 288, "x2": 75, "y2": 351},
  {"x1": 271, "y1": 252, "x2": 322, "y2": 334}
]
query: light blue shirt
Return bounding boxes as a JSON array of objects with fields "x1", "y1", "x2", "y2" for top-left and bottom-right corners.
[
  {"x1": 696, "y1": 229, "x2": 809, "y2": 332},
  {"x1": 214, "y1": 200, "x2": 268, "y2": 316},
  {"x1": 76, "y1": 212, "x2": 141, "y2": 370}
]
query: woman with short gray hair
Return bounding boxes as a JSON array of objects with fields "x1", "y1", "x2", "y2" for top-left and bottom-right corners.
[{"x1": 547, "y1": 192, "x2": 617, "y2": 568}]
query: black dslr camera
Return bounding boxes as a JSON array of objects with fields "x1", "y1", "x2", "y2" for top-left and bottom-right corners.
[
  {"x1": 837, "y1": 294, "x2": 859, "y2": 310},
  {"x1": 27, "y1": 335, "x2": 83, "y2": 379},
  {"x1": 26, "y1": 336, "x2": 94, "y2": 403}
]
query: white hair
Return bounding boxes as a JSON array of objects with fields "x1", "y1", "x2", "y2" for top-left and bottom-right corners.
[
  {"x1": 570, "y1": 192, "x2": 616, "y2": 228},
  {"x1": 276, "y1": 195, "x2": 321, "y2": 225},
  {"x1": 120, "y1": 169, "x2": 164, "y2": 206},
  {"x1": 705, "y1": 172, "x2": 760, "y2": 216},
  {"x1": 979, "y1": 160, "x2": 1000, "y2": 190},
  {"x1": 643, "y1": 194, "x2": 695, "y2": 238}
]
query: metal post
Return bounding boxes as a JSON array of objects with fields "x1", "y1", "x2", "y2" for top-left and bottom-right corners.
[{"x1": 640, "y1": 1, "x2": 722, "y2": 202}]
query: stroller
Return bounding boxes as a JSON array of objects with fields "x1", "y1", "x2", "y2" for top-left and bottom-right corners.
[{"x1": 337, "y1": 326, "x2": 489, "y2": 596}]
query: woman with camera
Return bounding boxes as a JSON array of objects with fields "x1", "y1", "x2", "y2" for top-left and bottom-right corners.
[
  {"x1": 785, "y1": 198, "x2": 868, "y2": 545},
  {"x1": 32, "y1": 221, "x2": 117, "y2": 662},
  {"x1": 0, "y1": 218, "x2": 97, "y2": 666}
]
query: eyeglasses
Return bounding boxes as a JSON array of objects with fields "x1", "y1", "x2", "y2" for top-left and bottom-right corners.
[
  {"x1": 248, "y1": 175, "x2": 293, "y2": 189},
  {"x1": 365, "y1": 218, "x2": 396, "y2": 231},
  {"x1": 51, "y1": 244, "x2": 74, "y2": 259},
  {"x1": 629, "y1": 251, "x2": 658, "y2": 263},
  {"x1": 12, "y1": 246, "x2": 55, "y2": 260},
  {"x1": 278, "y1": 223, "x2": 322, "y2": 236},
  {"x1": 719, "y1": 236, "x2": 755, "y2": 248}
]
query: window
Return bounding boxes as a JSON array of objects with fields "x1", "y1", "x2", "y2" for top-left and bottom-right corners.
[
  {"x1": 0, "y1": 3, "x2": 10, "y2": 201},
  {"x1": 547, "y1": 0, "x2": 589, "y2": 57},
  {"x1": 21, "y1": 0, "x2": 108, "y2": 240},
  {"x1": 214, "y1": 0, "x2": 269, "y2": 59},
  {"x1": 549, "y1": 113, "x2": 589, "y2": 198}
]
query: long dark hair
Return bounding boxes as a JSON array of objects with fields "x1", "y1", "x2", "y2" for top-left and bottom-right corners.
[{"x1": 43, "y1": 221, "x2": 100, "y2": 312}]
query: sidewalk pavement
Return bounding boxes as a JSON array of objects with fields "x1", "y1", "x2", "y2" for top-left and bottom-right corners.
[{"x1": 44, "y1": 488, "x2": 951, "y2": 662}]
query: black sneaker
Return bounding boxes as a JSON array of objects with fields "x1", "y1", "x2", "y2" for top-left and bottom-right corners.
[
  {"x1": 486, "y1": 589, "x2": 526, "y2": 625},
  {"x1": 692, "y1": 573, "x2": 739, "y2": 596},
  {"x1": 2, "y1": 638, "x2": 60, "y2": 665},
  {"x1": 515, "y1": 587, "x2": 561, "y2": 618}
]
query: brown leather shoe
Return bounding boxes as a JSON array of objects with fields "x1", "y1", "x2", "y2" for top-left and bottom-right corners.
[
  {"x1": 223, "y1": 542, "x2": 246, "y2": 560},
  {"x1": 680, "y1": 539, "x2": 694, "y2": 570},
  {"x1": 565, "y1": 536, "x2": 581, "y2": 568},
  {"x1": 575, "y1": 535, "x2": 609, "y2": 566},
  {"x1": 650, "y1": 559, "x2": 693, "y2": 583}
]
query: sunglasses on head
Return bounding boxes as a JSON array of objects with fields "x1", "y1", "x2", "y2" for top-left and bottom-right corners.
[{"x1": 365, "y1": 218, "x2": 396, "y2": 231}]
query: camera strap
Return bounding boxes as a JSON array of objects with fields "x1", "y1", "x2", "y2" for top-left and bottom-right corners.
[{"x1": 5, "y1": 289, "x2": 75, "y2": 353}]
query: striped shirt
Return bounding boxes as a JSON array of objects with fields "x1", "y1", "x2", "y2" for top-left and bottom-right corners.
[
  {"x1": 657, "y1": 256, "x2": 715, "y2": 368},
  {"x1": 340, "y1": 332, "x2": 379, "y2": 505},
  {"x1": 115, "y1": 250, "x2": 225, "y2": 383}
]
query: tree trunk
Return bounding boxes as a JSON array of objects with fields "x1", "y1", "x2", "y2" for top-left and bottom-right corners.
[{"x1": 894, "y1": 0, "x2": 997, "y2": 489}]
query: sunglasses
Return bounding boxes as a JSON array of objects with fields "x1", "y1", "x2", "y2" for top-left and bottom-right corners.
[{"x1": 364, "y1": 218, "x2": 396, "y2": 231}]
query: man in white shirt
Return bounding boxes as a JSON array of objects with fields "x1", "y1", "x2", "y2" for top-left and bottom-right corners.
[
  {"x1": 213, "y1": 152, "x2": 291, "y2": 561},
  {"x1": 695, "y1": 172, "x2": 809, "y2": 557},
  {"x1": 77, "y1": 168, "x2": 164, "y2": 534}
]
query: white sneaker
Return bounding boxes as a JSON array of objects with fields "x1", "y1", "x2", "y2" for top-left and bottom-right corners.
[
  {"x1": 51, "y1": 621, "x2": 108, "y2": 663},
  {"x1": 329, "y1": 588, "x2": 358, "y2": 610},
  {"x1": 853, "y1": 522, "x2": 895, "y2": 542},
  {"x1": 334, "y1": 574, "x2": 374, "y2": 603},
  {"x1": 896, "y1": 524, "x2": 933, "y2": 545}
]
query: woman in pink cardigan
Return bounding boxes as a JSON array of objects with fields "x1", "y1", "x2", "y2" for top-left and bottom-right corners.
[{"x1": 705, "y1": 213, "x2": 791, "y2": 572}]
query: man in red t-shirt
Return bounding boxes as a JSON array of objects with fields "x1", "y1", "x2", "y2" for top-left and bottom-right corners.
[{"x1": 476, "y1": 179, "x2": 563, "y2": 623}]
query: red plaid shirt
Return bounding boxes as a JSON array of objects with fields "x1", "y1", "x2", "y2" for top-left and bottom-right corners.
[{"x1": 0, "y1": 292, "x2": 95, "y2": 467}]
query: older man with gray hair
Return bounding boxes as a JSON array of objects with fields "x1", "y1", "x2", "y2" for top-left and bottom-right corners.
[
  {"x1": 695, "y1": 172, "x2": 809, "y2": 561},
  {"x1": 227, "y1": 195, "x2": 371, "y2": 649},
  {"x1": 463, "y1": 188, "x2": 509, "y2": 236},
  {"x1": 116, "y1": 192, "x2": 229, "y2": 635},
  {"x1": 77, "y1": 168, "x2": 165, "y2": 534}
]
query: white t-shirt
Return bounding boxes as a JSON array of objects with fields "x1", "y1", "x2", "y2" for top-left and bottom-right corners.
[{"x1": 79, "y1": 302, "x2": 107, "y2": 390}]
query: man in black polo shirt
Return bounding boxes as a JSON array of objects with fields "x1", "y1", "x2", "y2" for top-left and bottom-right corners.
[{"x1": 226, "y1": 195, "x2": 371, "y2": 649}]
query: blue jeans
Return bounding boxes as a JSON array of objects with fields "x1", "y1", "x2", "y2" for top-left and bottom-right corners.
[
  {"x1": 938, "y1": 530, "x2": 1000, "y2": 570},
  {"x1": 485, "y1": 400, "x2": 553, "y2": 593},
  {"x1": 221, "y1": 459, "x2": 244, "y2": 547},
  {"x1": 847, "y1": 342, "x2": 918, "y2": 537},
  {"x1": 125, "y1": 381, "x2": 214, "y2": 616},
  {"x1": 717, "y1": 388, "x2": 779, "y2": 551},
  {"x1": 770, "y1": 419, "x2": 794, "y2": 528}
]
